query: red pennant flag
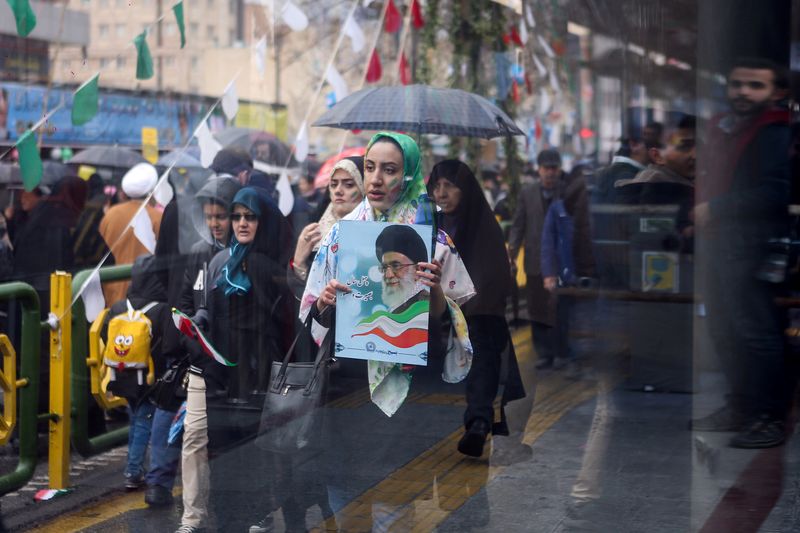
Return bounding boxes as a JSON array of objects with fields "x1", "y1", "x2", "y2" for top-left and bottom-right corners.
[
  {"x1": 502, "y1": 33, "x2": 511, "y2": 46},
  {"x1": 411, "y1": 0, "x2": 425, "y2": 29},
  {"x1": 399, "y1": 52, "x2": 411, "y2": 85},
  {"x1": 366, "y1": 49, "x2": 382, "y2": 83},
  {"x1": 525, "y1": 72, "x2": 533, "y2": 94},
  {"x1": 510, "y1": 27, "x2": 523, "y2": 47},
  {"x1": 385, "y1": 0, "x2": 401, "y2": 33},
  {"x1": 512, "y1": 80, "x2": 520, "y2": 102},
  {"x1": 535, "y1": 118, "x2": 542, "y2": 140}
]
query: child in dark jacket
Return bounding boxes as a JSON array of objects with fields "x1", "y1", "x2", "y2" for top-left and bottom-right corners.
[
  {"x1": 103, "y1": 254, "x2": 170, "y2": 490},
  {"x1": 540, "y1": 182, "x2": 590, "y2": 376}
]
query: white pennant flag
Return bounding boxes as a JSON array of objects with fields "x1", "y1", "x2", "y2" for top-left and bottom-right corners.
[
  {"x1": 253, "y1": 36, "x2": 268, "y2": 77},
  {"x1": 539, "y1": 88, "x2": 551, "y2": 115},
  {"x1": 537, "y1": 35, "x2": 555, "y2": 58},
  {"x1": 81, "y1": 269, "x2": 106, "y2": 322},
  {"x1": 532, "y1": 53, "x2": 547, "y2": 77},
  {"x1": 153, "y1": 172, "x2": 174, "y2": 206},
  {"x1": 549, "y1": 123, "x2": 562, "y2": 147},
  {"x1": 293, "y1": 121, "x2": 308, "y2": 162},
  {"x1": 281, "y1": 1, "x2": 308, "y2": 31},
  {"x1": 276, "y1": 172, "x2": 295, "y2": 216},
  {"x1": 525, "y1": 4, "x2": 535, "y2": 27},
  {"x1": 325, "y1": 65, "x2": 349, "y2": 104},
  {"x1": 195, "y1": 120, "x2": 222, "y2": 168},
  {"x1": 549, "y1": 67, "x2": 560, "y2": 92},
  {"x1": 344, "y1": 12, "x2": 365, "y2": 53},
  {"x1": 221, "y1": 80, "x2": 239, "y2": 120},
  {"x1": 131, "y1": 208, "x2": 157, "y2": 254},
  {"x1": 519, "y1": 22, "x2": 528, "y2": 44}
]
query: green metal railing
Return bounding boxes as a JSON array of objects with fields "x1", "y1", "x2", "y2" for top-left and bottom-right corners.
[
  {"x1": 71, "y1": 265, "x2": 133, "y2": 456},
  {"x1": 0, "y1": 282, "x2": 41, "y2": 494}
]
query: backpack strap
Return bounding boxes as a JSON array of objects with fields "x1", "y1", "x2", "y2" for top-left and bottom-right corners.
[{"x1": 139, "y1": 301, "x2": 159, "y2": 314}]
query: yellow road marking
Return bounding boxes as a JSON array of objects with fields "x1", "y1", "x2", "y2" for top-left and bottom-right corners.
[
  {"x1": 33, "y1": 325, "x2": 571, "y2": 533},
  {"x1": 28, "y1": 488, "x2": 182, "y2": 533},
  {"x1": 310, "y1": 330, "x2": 597, "y2": 532}
]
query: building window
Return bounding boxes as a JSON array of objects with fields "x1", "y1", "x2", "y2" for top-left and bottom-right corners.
[
  {"x1": 207, "y1": 25, "x2": 215, "y2": 39},
  {"x1": 116, "y1": 0, "x2": 125, "y2": 6},
  {"x1": 191, "y1": 56, "x2": 199, "y2": 68},
  {"x1": 98, "y1": 0, "x2": 108, "y2": 6},
  {"x1": 207, "y1": 0, "x2": 214, "y2": 5},
  {"x1": 115, "y1": 23, "x2": 126, "y2": 37},
  {"x1": 100, "y1": 58, "x2": 109, "y2": 68},
  {"x1": 62, "y1": 60, "x2": 70, "y2": 71},
  {"x1": 165, "y1": 23, "x2": 176, "y2": 36},
  {"x1": 190, "y1": 23, "x2": 199, "y2": 36},
  {"x1": 117, "y1": 57, "x2": 126, "y2": 69},
  {"x1": 98, "y1": 24, "x2": 109, "y2": 38},
  {"x1": 81, "y1": 0, "x2": 91, "y2": 6},
  {"x1": 165, "y1": 56, "x2": 175, "y2": 67}
]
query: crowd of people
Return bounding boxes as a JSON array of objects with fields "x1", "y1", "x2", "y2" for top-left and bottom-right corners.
[{"x1": 0, "y1": 55, "x2": 797, "y2": 532}]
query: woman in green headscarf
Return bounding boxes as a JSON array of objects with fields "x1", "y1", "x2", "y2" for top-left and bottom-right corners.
[{"x1": 299, "y1": 132, "x2": 476, "y2": 416}]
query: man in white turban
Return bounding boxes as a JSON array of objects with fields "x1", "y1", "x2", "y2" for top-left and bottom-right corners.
[{"x1": 99, "y1": 163, "x2": 163, "y2": 305}]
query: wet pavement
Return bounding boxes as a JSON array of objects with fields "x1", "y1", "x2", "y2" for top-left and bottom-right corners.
[{"x1": 2, "y1": 313, "x2": 799, "y2": 532}]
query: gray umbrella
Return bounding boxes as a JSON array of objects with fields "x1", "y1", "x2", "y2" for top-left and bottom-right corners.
[
  {"x1": 312, "y1": 85, "x2": 524, "y2": 139},
  {"x1": 213, "y1": 128, "x2": 297, "y2": 167},
  {"x1": 0, "y1": 161, "x2": 68, "y2": 188},
  {"x1": 68, "y1": 145, "x2": 146, "y2": 168},
  {"x1": 157, "y1": 147, "x2": 202, "y2": 168}
]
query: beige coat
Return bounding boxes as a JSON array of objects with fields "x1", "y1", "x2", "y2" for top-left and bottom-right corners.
[{"x1": 99, "y1": 200, "x2": 162, "y2": 305}]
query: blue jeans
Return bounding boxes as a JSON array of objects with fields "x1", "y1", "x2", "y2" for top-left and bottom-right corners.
[
  {"x1": 126, "y1": 400, "x2": 156, "y2": 478},
  {"x1": 145, "y1": 407, "x2": 181, "y2": 489}
]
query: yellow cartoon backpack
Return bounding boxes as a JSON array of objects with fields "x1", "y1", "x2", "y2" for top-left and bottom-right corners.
[{"x1": 103, "y1": 300, "x2": 157, "y2": 388}]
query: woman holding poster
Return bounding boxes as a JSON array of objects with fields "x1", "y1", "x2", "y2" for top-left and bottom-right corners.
[{"x1": 299, "y1": 132, "x2": 476, "y2": 418}]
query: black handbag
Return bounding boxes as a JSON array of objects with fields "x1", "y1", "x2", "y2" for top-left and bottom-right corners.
[
  {"x1": 148, "y1": 356, "x2": 190, "y2": 412},
  {"x1": 255, "y1": 316, "x2": 332, "y2": 453}
]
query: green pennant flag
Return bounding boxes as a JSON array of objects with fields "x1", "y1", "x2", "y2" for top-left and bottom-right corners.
[
  {"x1": 6, "y1": 0, "x2": 37, "y2": 37},
  {"x1": 16, "y1": 130, "x2": 42, "y2": 192},
  {"x1": 173, "y1": 1, "x2": 186, "y2": 49},
  {"x1": 134, "y1": 32, "x2": 154, "y2": 80},
  {"x1": 71, "y1": 74, "x2": 100, "y2": 126}
]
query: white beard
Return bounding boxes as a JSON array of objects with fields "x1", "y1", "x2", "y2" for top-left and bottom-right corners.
[{"x1": 382, "y1": 276, "x2": 419, "y2": 311}]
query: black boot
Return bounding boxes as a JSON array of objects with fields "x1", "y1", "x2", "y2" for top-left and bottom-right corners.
[{"x1": 458, "y1": 419, "x2": 490, "y2": 457}]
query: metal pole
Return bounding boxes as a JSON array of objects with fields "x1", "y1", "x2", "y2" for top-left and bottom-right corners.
[
  {"x1": 71, "y1": 266, "x2": 132, "y2": 457},
  {"x1": 48, "y1": 272, "x2": 72, "y2": 489},
  {"x1": 0, "y1": 282, "x2": 40, "y2": 495}
]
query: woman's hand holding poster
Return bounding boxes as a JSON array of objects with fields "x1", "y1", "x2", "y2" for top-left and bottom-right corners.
[{"x1": 335, "y1": 221, "x2": 434, "y2": 366}]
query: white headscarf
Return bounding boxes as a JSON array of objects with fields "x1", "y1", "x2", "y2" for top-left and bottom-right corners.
[{"x1": 314, "y1": 157, "x2": 365, "y2": 250}]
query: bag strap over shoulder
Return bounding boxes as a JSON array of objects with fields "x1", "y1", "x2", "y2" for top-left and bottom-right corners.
[{"x1": 271, "y1": 308, "x2": 332, "y2": 394}]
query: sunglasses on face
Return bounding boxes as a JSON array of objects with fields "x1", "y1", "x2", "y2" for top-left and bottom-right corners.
[{"x1": 230, "y1": 213, "x2": 258, "y2": 222}]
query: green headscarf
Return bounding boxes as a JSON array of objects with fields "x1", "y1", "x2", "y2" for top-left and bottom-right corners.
[{"x1": 365, "y1": 132, "x2": 430, "y2": 223}]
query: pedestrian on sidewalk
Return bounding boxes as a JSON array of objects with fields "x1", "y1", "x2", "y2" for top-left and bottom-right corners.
[
  {"x1": 690, "y1": 57, "x2": 792, "y2": 448},
  {"x1": 540, "y1": 168, "x2": 595, "y2": 379},
  {"x1": 428, "y1": 159, "x2": 526, "y2": 458}
]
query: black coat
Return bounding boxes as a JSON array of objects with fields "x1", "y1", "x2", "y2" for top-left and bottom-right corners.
[{"x1": 13, "y1": 201, "x2": 75, "y2": 293}]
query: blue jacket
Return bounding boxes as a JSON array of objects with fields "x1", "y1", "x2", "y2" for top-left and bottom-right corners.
[{"x1": 540, "y1": 199, "x2": 577, "y2": 285}]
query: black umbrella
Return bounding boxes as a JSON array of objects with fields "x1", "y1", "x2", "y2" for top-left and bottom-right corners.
[
  {"x1": 213, "y1": 127, "x2": 297, "y2": 167},
  {"x1": 312, "y1": 85, "x2": 524, "y2": 139},
  {"x1": 68, "y1": 145, "x2": 146, "y2": 168}
]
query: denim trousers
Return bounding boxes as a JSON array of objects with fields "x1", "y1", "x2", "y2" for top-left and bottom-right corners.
[
  {"x1": 144, "y1": 407, "x2": 181, "y2": 489},
  {"x1": 126, "y1": 400, "x2": 156, "y2": 478}
]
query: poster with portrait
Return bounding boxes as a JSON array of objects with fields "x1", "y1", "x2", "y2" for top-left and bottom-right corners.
[{"x1": 335, "y1": 221, "x2": 434, "y2": 366}]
